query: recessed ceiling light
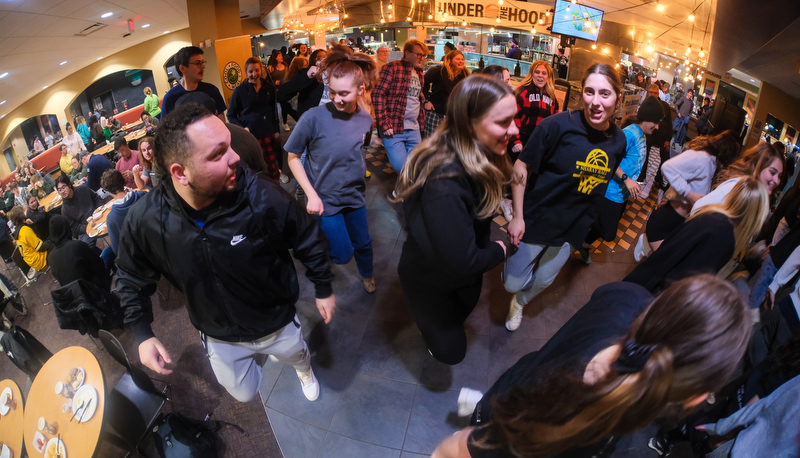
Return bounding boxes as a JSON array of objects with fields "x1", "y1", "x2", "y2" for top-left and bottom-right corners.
[
  {"x1": 0, "y1": 72, "x2": 7, "y2": 79},
  {"x1": 142, "y1": 24, "x2": 150, "y2": 28},
  {"x1": 0, "y1": 101, "x2": 5, "y2": 105},
  {"x1": 42, "y1": 86, "x2": 48, "y2": 89},
  {"x1": 60, "y1": 61, "x2": 67, "y2": 65},
  {"x1": 101, "y1": 12, "x2": 113, "y2": 18}
]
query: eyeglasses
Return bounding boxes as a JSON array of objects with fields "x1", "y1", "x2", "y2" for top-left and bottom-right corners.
[
  {"x1": 409, "y1": 51, "x2": 427, "y2": 59},
  {"x1": 188, "y1": 60, "x2": 207, "y2": 67}
]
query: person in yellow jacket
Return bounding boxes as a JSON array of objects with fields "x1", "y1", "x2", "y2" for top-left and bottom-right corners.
[{"x1": 8, "y1": 206, "x2": 48, "y2": 279}]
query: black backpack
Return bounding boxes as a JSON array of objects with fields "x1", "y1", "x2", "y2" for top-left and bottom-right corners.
[{"x1": 153, "y1": 412, "x2": 244, "y2": 458}]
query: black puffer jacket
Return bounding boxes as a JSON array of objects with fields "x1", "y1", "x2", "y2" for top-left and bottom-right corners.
[{"x1": 116, "y1": 165, "x2": 333, "y2": 344}]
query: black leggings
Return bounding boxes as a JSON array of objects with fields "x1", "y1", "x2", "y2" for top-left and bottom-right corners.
[
  {"x1": 280, "y1": 101, "x2": 297, "y2": 124},
  {"x1": 398, "y1": 247, "x2": 482, "y2": 365},
  {"x1": 585, "y1": 199, "x2": 625, "y2": 244}
]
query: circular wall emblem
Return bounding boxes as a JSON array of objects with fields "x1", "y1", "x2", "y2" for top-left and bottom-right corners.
[{"x1": 223, "y1": 61, "x2": 243, "y2": 90}]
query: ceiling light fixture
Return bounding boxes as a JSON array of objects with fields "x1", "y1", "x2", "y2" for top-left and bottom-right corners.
[
  {"x1": 142, "y1": 24, "x2": 150, "y2": 28},
  {"x1": 42, "y1": 85, "x2": 48, "y2": 89},
  {"x1": 688, "y1": 14, "x2": 695, "y2": 21},
  {"x1": 656, "y1": 3, "x2": 664, "y2": 11},
  {"x1": 101, "y1": 12, "x2": 113, "y2": 18},
  {"x1": 60, "y1": 61, "x2": 67, "y2": 65},
  {"x1": 0, "y1": 101, "x2": 5, "y2": 105},
  {"x1": 164, "y1": 30, "x2": 170, "y2": 34},
  {"x1": 591, "y1": 44, "x2": 596, "y2": 49},
  {"x1": 0, "y1": 72, "x2": 8, "y2": 79}
]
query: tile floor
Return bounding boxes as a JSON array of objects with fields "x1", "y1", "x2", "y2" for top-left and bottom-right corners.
[{"x1": 258, "y1": 142, "x2": 675, "y2": 457}]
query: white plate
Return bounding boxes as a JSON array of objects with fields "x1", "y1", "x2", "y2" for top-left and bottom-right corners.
[
  {"x1": 72, "y1": 385, "x2": 98, "y2": 423},
  {"x1": 44, "y1": 438, "x2": 65, "y2": 458},
  {"x1": 0, "y1": 443, "x2": 12, "y2": 458},
  {"x1": 32, "y1": 432, "x2": 46, "y2": 454},
  {"x1": 0, "y1": 387, "x2": 11, "y2": 415}
]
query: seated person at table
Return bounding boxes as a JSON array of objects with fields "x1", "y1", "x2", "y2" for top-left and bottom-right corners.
[
  {"x1": 113, "y1": 137, "x2": 141, "y2": 189},
  {"x1": 101, "y1": 169, "x2": 147, "y2": 254},
  {"x1": 28, "y1": 175, "x2": 53, "y2": 199},
  {"x1": 2, "y1": 185, "x2": 15, "y2": 212},
  {"x1": 47, "y1": 215, "x2": 110, "y2": 289},
  {"x1": 132, "y1": 136, "x2": 159, "y2": 189},
  {"x1": 70, "y1": 154, "x2": 88, "y2": 184},
  {"x1": 7, "y1": 181, "x2": 30, "y2": 208},
  {"x1": 141, "y1": 111, "x2": 159, "y2": 135},
  {"x1": 81, "y1": 149, "x2": 114, "y2": 192},
  {"x1": 56, "y1": 175, "x2": 103, "y2": 245},
  {"x1": 26, "y1": 195, "x2": 52, "y2": 241},
  {"x1": 59, "y1": 144, "x2": 74, "y2": 176},
  {"x1": 8, "y1": 206, "x2": 50, "y2": 279}
]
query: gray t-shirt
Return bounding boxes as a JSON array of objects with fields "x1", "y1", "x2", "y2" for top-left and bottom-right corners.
[
  {"x1": 404, "y1": 71, "x2": 422, "y2": 130},
  {"x1": 284, "y1": 102, "x2": 373, "y2": 217}
]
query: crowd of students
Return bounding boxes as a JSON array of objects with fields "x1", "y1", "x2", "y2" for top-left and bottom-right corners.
[{"x1": 4, "y1": 38, "x2": 800, "y2": 458}]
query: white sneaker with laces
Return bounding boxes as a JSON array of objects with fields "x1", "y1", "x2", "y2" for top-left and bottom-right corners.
[
  {"x1": 500, "y1": 200, "x2": 514, "y2": 222},
  {"x1": 634, "y1": 234, "x2": 650, "y2": 262},
  {"x1": 457, "y1": 387, "x2": 484, "y2": 417},
  {"x1": 296, "y1": 367, "x2": 320, "y2": 401},
  {"x1": 505, "y1": 295, "x2": 524, "y2": 331}
]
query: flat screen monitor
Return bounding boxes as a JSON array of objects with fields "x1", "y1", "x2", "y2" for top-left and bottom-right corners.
[{"x1": 551, "y1": 0, "x2": 604, "y2": 42}]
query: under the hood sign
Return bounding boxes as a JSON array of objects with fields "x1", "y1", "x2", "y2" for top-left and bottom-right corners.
[{"x1": 436, "y1": 0, "x2": 550, "y2": 25}]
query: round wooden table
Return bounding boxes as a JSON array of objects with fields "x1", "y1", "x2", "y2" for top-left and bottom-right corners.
[
  {"x1": 38, "y1": 191, "x2": 63, "y2": 212},
  {"x1": 86, "y1": 201, "x2": 113, "y2": 238},
  {"x1": 24, "y1": 346, "x2": 105, "y2": 458},
  {"x1": 0, "y1": 379, "x2": 24, "y2": 458}
]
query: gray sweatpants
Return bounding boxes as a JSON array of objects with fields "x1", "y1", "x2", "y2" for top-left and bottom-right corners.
[
  {"x1": 502, "y1": 242, "x2": 572, "y2": 305},
  {"x1": 202, "y1": 316, "x2": 311, "y2": 402}
]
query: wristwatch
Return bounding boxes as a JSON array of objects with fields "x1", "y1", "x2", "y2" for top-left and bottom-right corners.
[{"x1": 620, "y1": 173, "x2": 628, "y2": 181}]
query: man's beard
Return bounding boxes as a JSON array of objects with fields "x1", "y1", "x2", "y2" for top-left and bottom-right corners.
[{"x1": 187, "y1": 177, "x2": 236, "y2": 201}]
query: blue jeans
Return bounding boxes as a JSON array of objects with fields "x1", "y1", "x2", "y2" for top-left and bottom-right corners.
[
  {"x1": 315, "y1": 206, "x2": 373, "y2": 278},
  {"x1": 749, "y1": 255, "x2": 778, "y2": 309},
  {"x1": 383, "y1": 129, "x2": 421, "y2": 172}
]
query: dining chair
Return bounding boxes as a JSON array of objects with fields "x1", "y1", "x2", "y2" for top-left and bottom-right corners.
[{"x1": 99, "y1": 329, "x2": 169, "y2": 457}]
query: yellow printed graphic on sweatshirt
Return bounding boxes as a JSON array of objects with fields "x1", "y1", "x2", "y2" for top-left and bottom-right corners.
[{"x1": 573, "y1": 149, "x2": 610, "y2": 194}]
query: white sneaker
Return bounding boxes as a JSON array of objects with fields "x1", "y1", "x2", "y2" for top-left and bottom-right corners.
[
  {"x1": 634, "y1": 234, "x2": 650, "y2": 262},
  {"x1": 296, "y1": 367, "x2": 320, "y2": 401},
  {"x1": 500, "y1": 200, "x2": 513, "y2": 222},
  {"x1": 457, "y1": 387, "x2": 483, "y2": 417},
  {"x1": 505, "y1": 295, "x2": 524, "y2": 331}
]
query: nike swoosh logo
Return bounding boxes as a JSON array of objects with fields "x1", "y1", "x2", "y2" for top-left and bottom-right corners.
[{"x1": 231, "y1": 235, "x2": 246, "y2": 246}]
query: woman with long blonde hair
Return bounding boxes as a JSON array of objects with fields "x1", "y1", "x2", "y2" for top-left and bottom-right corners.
[
  {"x1": 509, "y1": 60, "x2": 558, "y2": 159},
  {"x1": 395, "y1": 74, "x2": 517, "y2": 365},
  {"x1": 625, "y1": 176, "x2": 769, "y2": 292},
  {"x1": 422, "y1": 50, "x2": 470, "y2": 138}
]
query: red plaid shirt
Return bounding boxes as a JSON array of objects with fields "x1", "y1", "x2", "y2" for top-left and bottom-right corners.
[
  {"x1": 512, "y1": 84, "x2": 559, "y2": 148},
  {"x1": 372, "y1": 59, "x2": 426, "y2": 134}
]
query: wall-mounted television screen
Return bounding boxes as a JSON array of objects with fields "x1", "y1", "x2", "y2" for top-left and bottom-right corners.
[{"x1": 551, "y1": 0, "x2": 604, "y2": 42}]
